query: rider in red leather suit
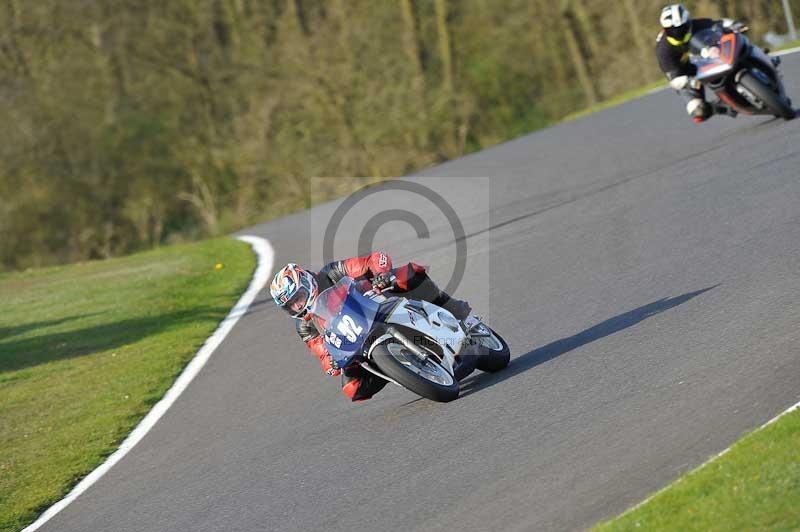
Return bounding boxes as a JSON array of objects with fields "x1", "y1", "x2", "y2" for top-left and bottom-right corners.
[{"x1": 273, "y1": 252, "x2": 471, "y2": 401}]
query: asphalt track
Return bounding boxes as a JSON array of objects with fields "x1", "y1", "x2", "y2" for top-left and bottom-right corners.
[{"x1": 40, "y1": 56, "x2": 800, "y2": 531}]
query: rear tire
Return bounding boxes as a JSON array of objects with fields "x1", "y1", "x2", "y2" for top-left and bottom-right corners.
[
  {"x1": 372, "y1": 342, "x2": 460, "y2": 402},
  {"x1": 739, "y1": 72, "x2": 795, "y2": 120}
]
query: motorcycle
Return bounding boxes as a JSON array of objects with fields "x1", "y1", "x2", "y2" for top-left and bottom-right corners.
[
  {"x1": 312, "y1": 276, "x2": 510, "y2": 402},
  {"x1": 689, "y1": 25, "x2": 794, "y2": 119}
]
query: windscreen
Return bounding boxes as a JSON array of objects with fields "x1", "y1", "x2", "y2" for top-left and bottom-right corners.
[
  {"x1": 689, "y1": 28, "x2": 723, "y2": 56},
  {"x1": 311, "y1": 277, "x2": 381, "y2": 368},
  {"x1": 689, "y1": 28, "x2": 732, "y2": 80}
]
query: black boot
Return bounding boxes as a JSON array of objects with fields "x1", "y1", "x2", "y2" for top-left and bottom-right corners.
[
  {"x1": 436, "y1": 294, "x2": 472, "y2": 321},
  {"x1": 713, "y1": 101, "x2": 738, "y2": 118},
  {"x1": 399, "y1": 266, "x2": 472, "y2": 320}
]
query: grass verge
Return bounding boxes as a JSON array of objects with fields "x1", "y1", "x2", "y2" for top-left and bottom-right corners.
[
  {"x1": 0, "y1": 238, "x2": 255, "y2": 532},
  {"x1": 595, "y1": 408, "x2": 800, "y2": 531},
  {"x1": 775, "y1": 39, "x2": 800, "y2": 52}
]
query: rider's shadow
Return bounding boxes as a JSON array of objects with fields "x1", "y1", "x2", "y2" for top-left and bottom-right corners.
[{"x1": 459, "y1": 285, "x2": 718, "y2": 397}]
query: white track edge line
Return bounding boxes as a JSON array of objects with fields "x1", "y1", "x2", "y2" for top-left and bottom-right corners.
[
  {"x1": 614, "y1": 396, "x2": 800, "y2": 521},
  {"x1": 775, "y1": 45, "x2": 800, "y2": 56},
  {"x1": 22, "y1": 235, "x2": 274, "y2": 532}
]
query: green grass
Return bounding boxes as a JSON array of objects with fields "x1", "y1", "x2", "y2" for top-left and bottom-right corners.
[
  {"x1": 595, "y1": 408, "x2": 800, "y2": 531},
  {"x1": 0, "y1": 238, "x2": 255, "y2": 532},
  {"x1": 775, "y1": 39, "x2": 800, "y2": 52}
]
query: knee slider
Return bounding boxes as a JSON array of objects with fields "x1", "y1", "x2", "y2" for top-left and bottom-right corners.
[{"x1": 686, "y1": 98, "x2": 705, "y2": 116}]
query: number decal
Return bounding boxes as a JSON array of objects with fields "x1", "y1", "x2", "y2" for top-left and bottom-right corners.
[
  {"x1": 325, "y1": 331, "x2": 342, "y2": 349},
  {"x1": 337, "y1": 315, "x2": 363, "y2": 342}
]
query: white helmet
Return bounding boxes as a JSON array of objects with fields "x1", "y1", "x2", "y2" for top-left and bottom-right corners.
[
  {"x1": 660, "y1": 4, "x2": 692, "y2": 46},
  {"x1": 660, "y1": 4, "x2": 690, "y2": 29}
]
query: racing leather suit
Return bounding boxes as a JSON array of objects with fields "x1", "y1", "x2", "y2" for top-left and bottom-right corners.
[
  {"x1": 655, "y1": 18, "x2": 738, "y2": 121},
  {"x1": 295, "y1": 252, "x2": 471, "y2": 401}
]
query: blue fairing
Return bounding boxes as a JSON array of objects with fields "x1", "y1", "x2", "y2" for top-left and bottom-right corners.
[{"x1": 323, "y1": 285, "x2": 381, "y2": 369}]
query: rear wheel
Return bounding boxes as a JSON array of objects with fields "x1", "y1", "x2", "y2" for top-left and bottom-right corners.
[
  {"x1": 739, "y1": 72, "x2": 795, "y2": 119},
  {"x1": 372, "y1": 341, "x2": 460, "y2": 402}
]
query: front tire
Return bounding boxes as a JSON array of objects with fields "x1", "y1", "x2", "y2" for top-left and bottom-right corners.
[
  {"x1": 739, "y1": 72, "x2": 795, "y2": 119},
  {"x1": 474, "y1": 325, "x2": 511, "y2": 372},
  {"x1": 372, "y1": 341, "x2": 460, "y2": 402}
]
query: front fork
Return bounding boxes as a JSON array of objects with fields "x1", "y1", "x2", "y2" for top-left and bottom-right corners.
[
  {"x1": 748, "y1": 45, "x2": 788, "y2": 98},
  {"x1": 361, "y1": 327, "x2": 459, "y2": 385},
  {"x1": 386, "y1": 326, "x2": 457, "y2": 378}
]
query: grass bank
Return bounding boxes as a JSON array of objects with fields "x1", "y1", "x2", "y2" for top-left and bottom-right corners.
[
  {"x1": 775, "y1": 38, "x2": 800, "y2": 52},
  {"x1": 595, "y1": 408, "x2": 800, "y2": 530},
  {"x1": 0, "y1": 238, "x2": 255, "y2": 532}
]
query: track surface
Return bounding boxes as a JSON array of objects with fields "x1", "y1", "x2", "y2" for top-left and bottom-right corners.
[{"x1": 41, "y1": 58, "x2": 800, "y2": 531}]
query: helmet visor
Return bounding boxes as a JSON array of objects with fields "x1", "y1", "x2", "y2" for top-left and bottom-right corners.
[
  {"x1": 666, "y1": 24, "x2": 691, "y2": 43},
  {"x1": 284, "y1": 286, "x2": 311, "y2": 317}
]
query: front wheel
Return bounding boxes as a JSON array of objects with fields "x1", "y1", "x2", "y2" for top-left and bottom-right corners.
[
  {"x1": 372, "y1": 341, "x2": 460, "y2": 402},
  {"x1": 474, "y1": 325, "x2": 511, "y2": 372},
  {"x1": 739, "y1": 72, "x2": 795, "y2": 119}
]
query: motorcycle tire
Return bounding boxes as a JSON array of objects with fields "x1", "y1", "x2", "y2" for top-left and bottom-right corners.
[
  {"x1": 739, "y1": 72, "x2": 795, "y2": 120},
  {"x1": 372, "y1": 341, "x2": 460, "y2": 402},
  {"x1": 474, "y1": 325, "x2": 511, "y2": 373}
]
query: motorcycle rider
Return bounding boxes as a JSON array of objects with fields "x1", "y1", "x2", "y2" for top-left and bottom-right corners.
[
  {"x1": 656, "y1": 4, "x2": 747, "y2": 123},
  {"x1": 269, "y1": 252, "x2": 474, "y2": 401}
]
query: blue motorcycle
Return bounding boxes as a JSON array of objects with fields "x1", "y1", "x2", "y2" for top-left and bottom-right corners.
[{"x1": 312, "y1": 277, "x2": 510, "y2": 402}]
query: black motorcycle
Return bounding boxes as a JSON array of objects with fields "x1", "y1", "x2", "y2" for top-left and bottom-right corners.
[{"x1": 690, "y1": 26, "x2": 794, "y2": 120}]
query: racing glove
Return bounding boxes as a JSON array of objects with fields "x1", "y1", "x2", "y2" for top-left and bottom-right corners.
[
  {"x1": 670, "y1": 75, "x2": 702, "y2": 91},
  {"x1": 372, "y1": 272, "x2": 395, "y2": 291},
  {"x1": 324, "y1": 355, "x2": 341, "y2": 377},
  {"x1": 722, "y1": 19, "x2": 748, "y2": 33},
  {"x1": 669, "y1": 75, "x2": 690, "y2": 91}
]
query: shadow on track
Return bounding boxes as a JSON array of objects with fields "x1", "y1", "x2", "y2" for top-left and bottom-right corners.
[
  {"x1": 241, "y1": 296, "x2": 280, "y2": 318},
  {"x1": 459, "y1": 285, "x2": 718, "y2": 397}
]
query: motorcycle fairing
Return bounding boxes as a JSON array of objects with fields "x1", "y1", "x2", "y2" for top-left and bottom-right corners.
[
  {"x1": 321, "y1": 283, "x2": 381, "y2": 369},
  {"x1": 380, "y1": 298, "x2": 468, "y2": 376},
  {"x1": 688, "y1": 27, "x2": 786, "y2": 115}
]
